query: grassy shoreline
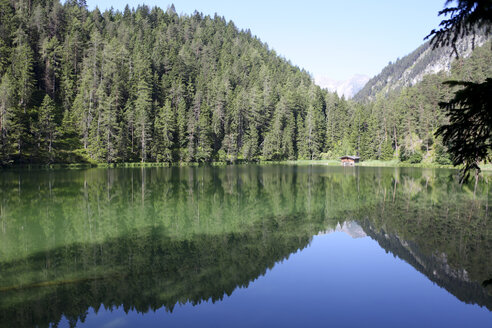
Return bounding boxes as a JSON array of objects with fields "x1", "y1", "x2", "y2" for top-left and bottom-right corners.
[
  {"x1": 279, "y1": 159, "x2": 492, "y2": 170},
  {"x1": 1, "y1": 159, "x2": 491, "y2": 171}
]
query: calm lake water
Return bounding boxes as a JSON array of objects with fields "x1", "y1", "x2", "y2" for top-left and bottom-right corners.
[{"x1": 0, "y1": 165, "x2": 491, "y2": 327}]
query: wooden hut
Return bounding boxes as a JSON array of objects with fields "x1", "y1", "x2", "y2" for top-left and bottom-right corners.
[{"x1": 340, "y1": 155, "x2": 360, "y2": 166}]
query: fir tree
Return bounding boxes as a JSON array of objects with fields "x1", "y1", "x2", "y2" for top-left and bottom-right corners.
[{"x1": 37, "y1": 95, "x2": 58, "y2": 162}]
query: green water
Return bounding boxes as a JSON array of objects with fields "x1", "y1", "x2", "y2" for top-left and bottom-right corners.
[{"x1": 0, "y1": 165, "x2": 491, "y2": 327}]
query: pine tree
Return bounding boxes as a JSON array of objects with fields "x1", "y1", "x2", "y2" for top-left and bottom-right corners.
[
  {"x1": 380, "y1": 138, "x2": 395, "y2": 161},
  {"x1": 0, "y1": 73, "x2": 15, "y2": 163},
  {"x1": 263, "y1": 96, "x2": 291, "y2": 160},
  {"x1": 134, "y1": 77, "x2": 152, "y2": 162},
  {"x1": 153, "y1": 99, "x2": 175, "y2": 162},
  {"x1": 186, "y1": 91, "x2": 201, "y2": 161},
  {"x1": 176, "y1": 98, "x2": 188, "y2": 160},
  {"x1": 41, "y1": 37, "x2": 62, "y2": 97},
  {"x1": 197, "y1": 103, "x2": 213, "y2": 162},
  {"x1": 37, "y1": 95, "x2": 58, "y2": 162},
  {"x1": 300, "y1": 105, "x2": 319, "y2": 160},
  {"x1": 283, "y1": 111, "x2": 296, "y2": 160}
]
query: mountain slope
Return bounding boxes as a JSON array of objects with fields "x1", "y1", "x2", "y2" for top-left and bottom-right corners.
[
  {"x1": 354, "y1": 32, "x2": 489, "y2": 102},
  {"x1": 315, "y1": 74, "x2": 370, "y2": 99},
  {"x1": 0, "y1": 0, "x2": 343, "y2": 164}
]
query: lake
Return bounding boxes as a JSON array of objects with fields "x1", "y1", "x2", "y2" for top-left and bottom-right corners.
[{"x1": 0, "y1": 165, "x2": 491, "y2": 327}]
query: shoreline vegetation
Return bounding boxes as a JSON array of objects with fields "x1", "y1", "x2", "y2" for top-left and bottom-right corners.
[{"x1": 1, "y1": 160, "x2": 491, "y2": 171}]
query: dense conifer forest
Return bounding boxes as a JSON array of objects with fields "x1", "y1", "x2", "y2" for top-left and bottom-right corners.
[{"x1": 0, "y1": 0, "x2": 490, "y2": 165}]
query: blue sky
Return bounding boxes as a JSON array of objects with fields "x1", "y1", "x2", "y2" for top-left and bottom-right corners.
[{"x1": 85, "y1": 0, "x2": 446, "y2": 81}]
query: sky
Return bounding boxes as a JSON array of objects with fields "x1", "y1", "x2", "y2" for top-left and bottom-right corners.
[{"x1": 85, "y1": 0, "x2": 447, "y2": 82}]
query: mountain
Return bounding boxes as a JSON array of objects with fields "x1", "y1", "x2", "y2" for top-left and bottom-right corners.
[
  {"x1": 0, "y1": 0, "x2": 344, "y2": 165},
  {"x1": 315, "y1": 74, "x2": 370, "y2": 99},
  {"x1": 353, "y1": 31, "x2": 490, "y2": 102}
]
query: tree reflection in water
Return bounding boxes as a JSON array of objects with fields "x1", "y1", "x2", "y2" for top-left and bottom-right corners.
[{"x1": 0, "y1": 166, "x2": 490, "y2": 327}]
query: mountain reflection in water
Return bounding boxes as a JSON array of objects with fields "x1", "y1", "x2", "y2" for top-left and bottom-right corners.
[{"x1": 0, "y1": 165, "x2": 490, "y2": 327}]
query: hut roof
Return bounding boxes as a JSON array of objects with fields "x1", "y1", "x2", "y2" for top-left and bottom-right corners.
[{"x1": 339, "y1": 155, "x2": 360, "y2": 160}]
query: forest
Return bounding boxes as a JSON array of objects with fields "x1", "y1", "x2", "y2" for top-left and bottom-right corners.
[{"x1": 0, "y1": 0, "x2": 490, "y2": 165}]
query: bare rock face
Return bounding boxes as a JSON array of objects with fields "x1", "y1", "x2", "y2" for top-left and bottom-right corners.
[{"x1": 353, "y1": 32, "x2": 490, "y2": 102}]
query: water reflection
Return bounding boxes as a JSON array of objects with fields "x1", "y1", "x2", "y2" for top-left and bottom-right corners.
[{"x1": 0, "y1": 166, "x2": 490, "y2": 327}]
